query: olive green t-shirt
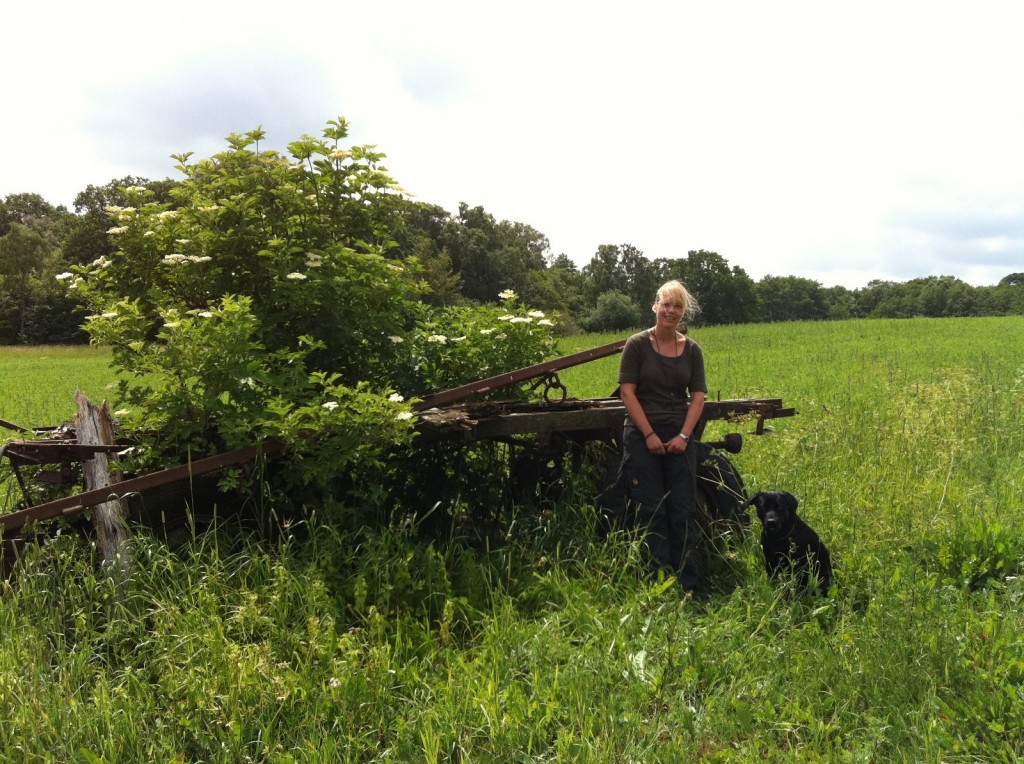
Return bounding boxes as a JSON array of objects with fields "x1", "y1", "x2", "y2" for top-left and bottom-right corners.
[{"x1": 617, "y1": 329, "x2": 708, "y2": 429}]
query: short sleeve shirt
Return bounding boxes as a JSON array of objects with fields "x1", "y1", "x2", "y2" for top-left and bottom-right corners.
[{"x1": 618, "y1": 330, "x2": 708, "y2": 428}]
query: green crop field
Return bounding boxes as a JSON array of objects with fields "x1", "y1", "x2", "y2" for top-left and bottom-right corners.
[
  {"x1": 2, "y1": 316, "x2": 1024, "y2": 761},
  {"x1": 0, "y1": 345, "x2": 114, "y2": 427}
]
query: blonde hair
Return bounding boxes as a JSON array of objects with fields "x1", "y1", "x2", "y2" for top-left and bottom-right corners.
[{"x1": 652, "y1": 280, "x2": 700, "y2": 326}]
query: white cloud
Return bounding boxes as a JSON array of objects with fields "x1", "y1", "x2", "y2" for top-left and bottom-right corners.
[{"x1": 2, "y1": 0, "x2": 1023, "y2": 288}]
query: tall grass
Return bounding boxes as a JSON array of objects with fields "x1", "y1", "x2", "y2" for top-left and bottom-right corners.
[
  {"x1": 2, "y1": 317, "x2": 1024, "y2": 761},
  {"x1": 0, "y1": 345, "x2": 113, "y2": 426}
]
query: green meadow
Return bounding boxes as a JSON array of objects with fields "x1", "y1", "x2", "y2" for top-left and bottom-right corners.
[
  {"x1": 0, "y1": 345, "x2": 114, "y2": 427},
  {"x1": 2, "y1": 316, "x2": 1024, "y2": 762}
]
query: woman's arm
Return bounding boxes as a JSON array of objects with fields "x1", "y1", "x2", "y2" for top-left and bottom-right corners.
[
  {"x1": 620, "y1": 382, "x2": 665, "y2": 454},
  {"x1": 666, "y1": 390, "x2": 705, "y2": 454}
]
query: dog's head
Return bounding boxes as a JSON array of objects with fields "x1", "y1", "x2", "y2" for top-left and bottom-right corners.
[{"x1": 745, "y1": 491, "x2": 798, "y2": 535}]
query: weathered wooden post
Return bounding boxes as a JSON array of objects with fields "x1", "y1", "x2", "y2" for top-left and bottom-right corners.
[{"x1": 74, "y1": 389, "x2": 132, "y2": 568}]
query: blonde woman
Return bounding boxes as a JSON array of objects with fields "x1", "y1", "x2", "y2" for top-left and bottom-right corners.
[{"x1": 617, "y1": 280, "x2": 707, "y2": 593}]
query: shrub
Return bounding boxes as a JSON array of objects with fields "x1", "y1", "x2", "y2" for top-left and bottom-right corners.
[
  {"x1": 66, "y1": 120, "x2": 556, "y2": 512},
  {"x1": 583, "y1": 289, "x2": 643, "y2": 332}
]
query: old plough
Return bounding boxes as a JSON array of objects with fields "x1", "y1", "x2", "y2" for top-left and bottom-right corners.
[{"x1": 0, "y1": 338, "x2": 795, "y2": 548}]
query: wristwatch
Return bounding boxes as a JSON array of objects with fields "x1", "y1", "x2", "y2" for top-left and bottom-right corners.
[{"x1": 679, "y1": 432, "x2": 690, "y2": 442}]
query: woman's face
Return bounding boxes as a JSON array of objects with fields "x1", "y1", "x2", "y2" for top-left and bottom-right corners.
[{"x1": 656, "y1": 298, "x2": 684, "y2": 327}]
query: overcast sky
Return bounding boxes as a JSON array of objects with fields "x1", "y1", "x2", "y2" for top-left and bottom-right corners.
[{"x1": 4, "y1": 1, "x2": 1022, "y2": 289}]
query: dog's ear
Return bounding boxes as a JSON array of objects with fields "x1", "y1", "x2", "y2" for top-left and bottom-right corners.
[
  {"x1": 782, "y1": 492, "x2": 799, "y2": 514},
  {"x1": 740, "y1": 492, "x2": 761, "y2": 511}
]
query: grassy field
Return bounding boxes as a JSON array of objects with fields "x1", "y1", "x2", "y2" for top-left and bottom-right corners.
[
  {"x1": 0, "y1": 345, "x2": 114, "y2": 427},
  {"x1": 2, "y1": 317, "x2": 1024, "y2": 761}
]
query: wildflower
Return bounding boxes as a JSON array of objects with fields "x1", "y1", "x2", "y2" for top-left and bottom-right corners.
[
  {"x1": 396, "y1": 411, "x2": 414, "y2": 421},
  {"x1": 101, "y1": 312, "x2": 118, "y2": 318},
  {"x1": 156, "y1": 210, "x2": 178, "y2": 220},
  {"x1": 479, "y1": 328, "x2": 496, "y2": 335},
  {"x1": 55, "y1": 272, "x2": 73, "y2": 281},
  {"x1": 497, "y1": 314, "x2": 515, "y2": 321},
  {"x1": 388, "y1": 393, "x2": 405, "y2": 403},
  {"x1": 144, "y1": 230, "x2": 156, "y2": 237},
  {"x1": 427, "y1": 334, "x2": 447, "y2": 344},
  {"x1": 528, "y1": 310, "x2": 545, "y2": 318},
  {"x1": 240, "y1": 377, "x2": 256, "y2": 388},
  {"x1": 162, "y1": 254, "x2": 186, "y2": 265},
  {"x1": 328, "y1": 677, "x2": 341, "y2": 688},
  {"x1": 451, "y1": 335, "x2": 467, "y2": 342},
  {"x1": 498, "y1": 289, "x2": 516, "y2": 300},
  {"x1": 509, "y1": 316, "x2": 532, "y2": 324},
  {"x1": 329, "y1": 149, "x2": 348, "y2": 161},
  {"x1": 199, "y1": 205, "x2": 219, "y2": 213},
  {"x1": 107, "y1": 226, "x2": 129, "y2": 235},
  {"x1": 286, "y1": 272, "x2": 307, "y2": 280},
  {"x1": 113, "y1": 409, "x2": 130, "y2": 417},
  {"x1": 164, "y1": 321, "x2": 180, "y2": 329},
  {"x1": 175, "y1": 238, "x2": 191, "y2": 245},
  {"x1": 388, "y1": 335, "x2": 404, "y2": 344},
  {"x1": 189, "y1": 256, "x2": 212, "y2": 263},
  {"x1": 195, "y1": 311, "x2": 213, "y2": 318},
  {"x1": 322, "y1": 401, "x2": 339, "y2": 411},
  {"x1": 537, "y1": 319, "x2": 554, "y2": 327}
]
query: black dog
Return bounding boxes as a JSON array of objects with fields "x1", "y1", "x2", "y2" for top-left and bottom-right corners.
[{"x1": 745, "y1": 491, "x2": 833, "y2": 594}]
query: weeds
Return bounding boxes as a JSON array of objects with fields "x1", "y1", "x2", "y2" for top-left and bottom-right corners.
[{"x1": 3, "y1": 318, "x2": 1024, "y2": 760}]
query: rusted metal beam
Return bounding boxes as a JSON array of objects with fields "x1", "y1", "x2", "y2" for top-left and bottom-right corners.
[
  {"x1": 0, "y1": 440, "x2": 284, "y2": 534},
  {"x1": 416, "y1": 397, "x2": 796, "y2": 440},
  {"x1": 413, "y1": 338, "x2": 628, "y2": 411}
]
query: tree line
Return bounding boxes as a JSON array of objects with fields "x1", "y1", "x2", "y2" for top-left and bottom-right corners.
[{"x1": 2, "y1": 180, "x2": 1023, "y2": 345}]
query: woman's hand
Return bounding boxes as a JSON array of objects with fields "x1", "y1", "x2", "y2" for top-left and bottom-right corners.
[
  {"x1": 665, "y1": 433, "x2": 690, "y2": 454},
  {"x1": 645, "y1": 432, "x2": 667, "y2": 455}
]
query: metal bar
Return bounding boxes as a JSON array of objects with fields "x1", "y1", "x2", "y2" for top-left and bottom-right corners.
[
  {"x1": 0, "y1": 418, "x2": 28, "y2": 433},
  {"x1": 0, "y1": 440, "x2": 285, "y2": 534},
  {"x1": 416, "y1": 397, "x2": 796, "y2": 440},
  {"x1": 413, "y1": 338, "x2": 628, "y2": 411}
]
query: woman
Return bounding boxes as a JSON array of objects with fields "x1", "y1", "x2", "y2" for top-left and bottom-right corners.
[{"x1": 618, "y1": 280, "x2": 707, "y2": 593}]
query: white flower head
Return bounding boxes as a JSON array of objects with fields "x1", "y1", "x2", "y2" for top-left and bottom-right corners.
[
  {"x1": 388, "y1": 335, "x2": 404, "y2": 344},
  {"x1": 497, "y1": 314, "x2": 515, "y2": 322},
  {"x1": 286, "y1": 272, "x2": 307, "y2": 281},
  {"x1": 162, "y1": 254, "x2": 187, "y2": 265},
  {"x1": 388, "y1": 393, "x2": 405, "y2": 403},
  {"x1": 509, "y1": 316, "x2": 532, "y2": 324},
  {"x1": 396, "y1": 411, "x2": 414, "y2": 421},
  {"x1": 498, "y1": 289, "x2": 516, "y2": 300},
  {"x1": 427, "y1": 334, "x2": 447, "y2": 344},
  {"x1": 479, "y1": 328, "x2": 496, "y2": 335},
  {"x1": 107, "y1": 226, "x2": 129, "y2": 235},
  {"x1": 197, "y1": 311, "x2": 213, "y2": 318},
  {"x1": 537, "y1": 319, "x2": 555, "y2": 327},
  {"x1": 322, "y1": 401, "x2": 339, "y2": 411},
  {"x1": 55, "y1": 272, "x2": 73, "y2": 281},
  {"x1": 101, "y1": 312, "x2": 118, "y2": 318},
  {"x1": 528, "y1": 310, "x2": 545, "y2": 318}
]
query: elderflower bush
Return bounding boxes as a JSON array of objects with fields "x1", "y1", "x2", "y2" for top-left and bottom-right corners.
[
  {"x1": 68, "y1": 120, "x2": 557, "y2": 506},
  {"x1": 396, "y1": 290, "x2": 558, "y2": 397}
]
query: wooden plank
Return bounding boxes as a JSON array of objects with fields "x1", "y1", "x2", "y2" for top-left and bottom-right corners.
[
  {"x1": 75, "y1": 391, "x2": 129, "y2": 564},
  {"x1": 0, "y1": 440, "x2": 284, "y2": 534}
]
